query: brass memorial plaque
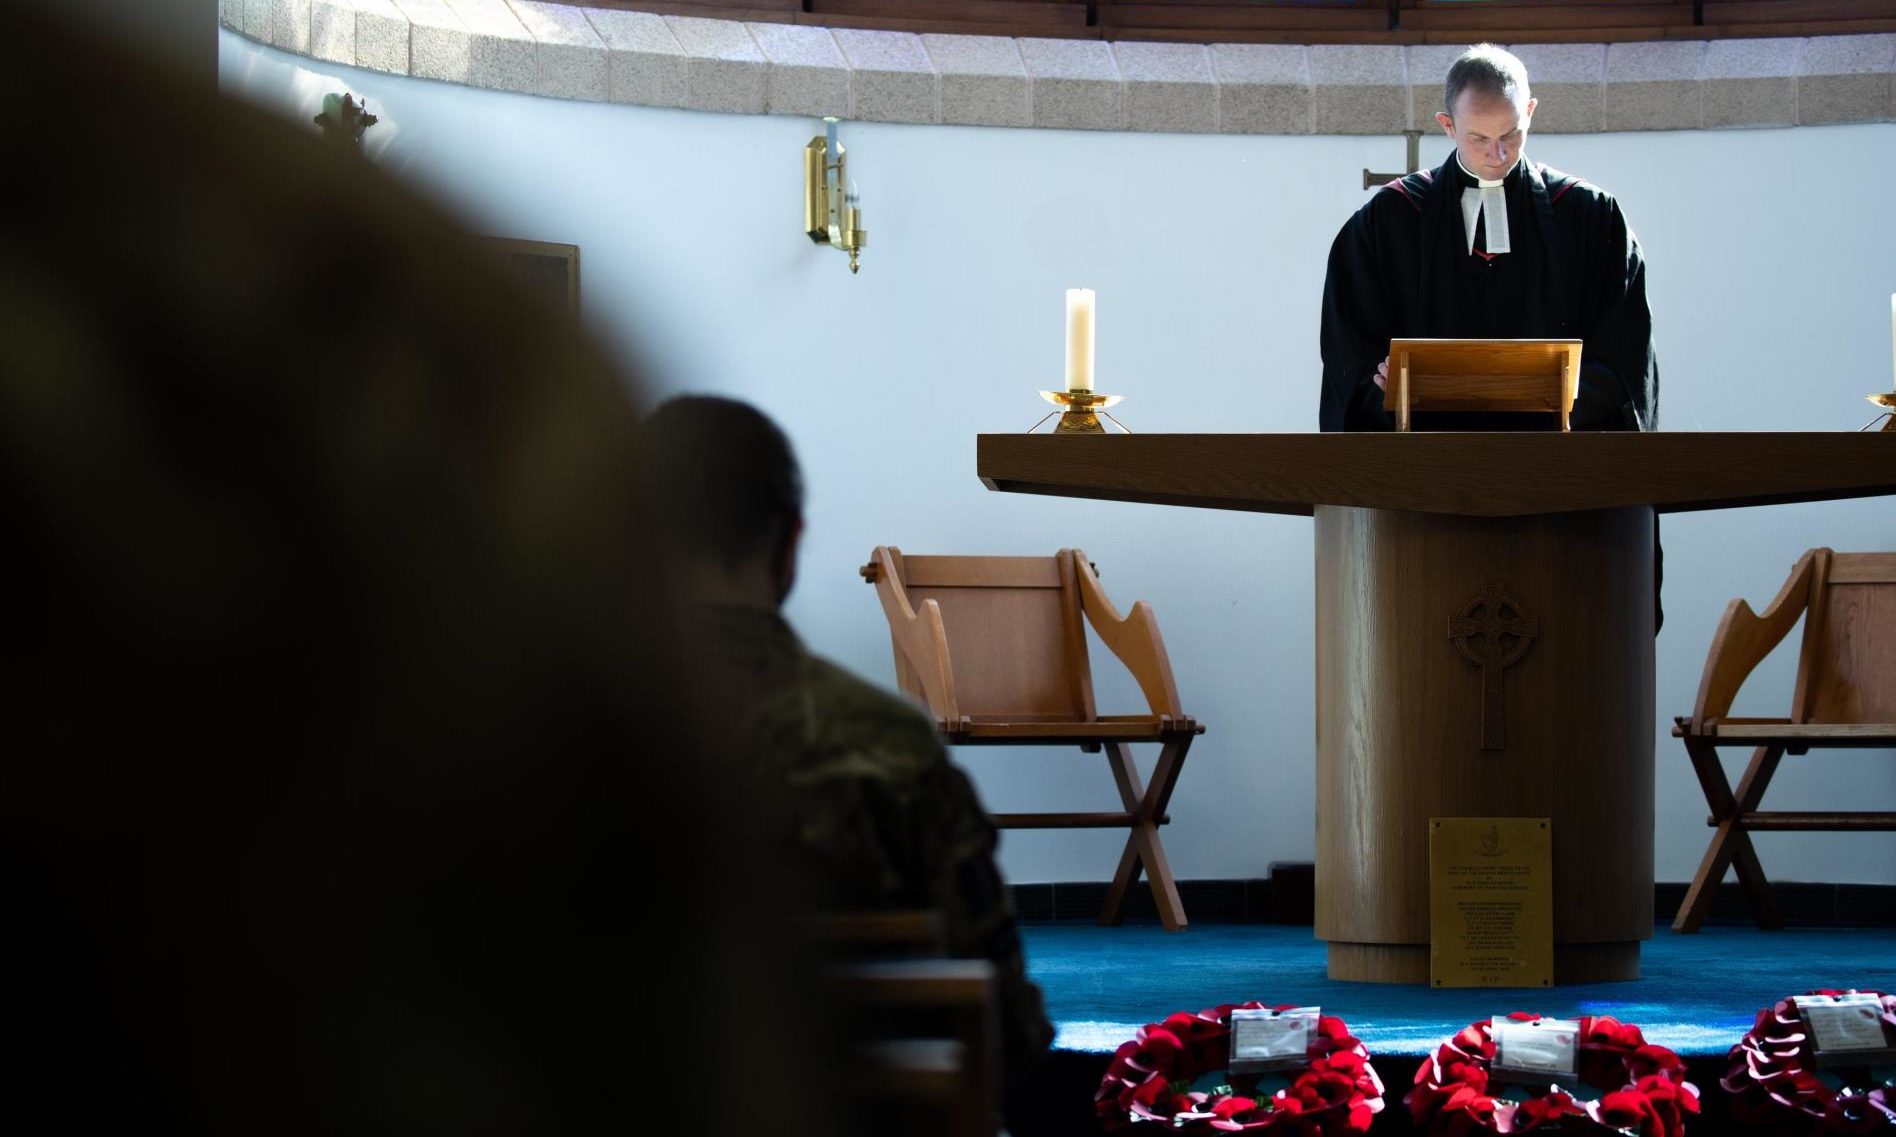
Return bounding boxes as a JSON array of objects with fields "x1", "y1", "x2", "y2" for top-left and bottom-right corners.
[{"x1": 1429, "y1": 818, "x2": 1553, "y2": 989}]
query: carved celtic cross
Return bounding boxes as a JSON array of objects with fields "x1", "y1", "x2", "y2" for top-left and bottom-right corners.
[{"x1": 1448, "y1": 583, "x2": 1537, "y2": 751}]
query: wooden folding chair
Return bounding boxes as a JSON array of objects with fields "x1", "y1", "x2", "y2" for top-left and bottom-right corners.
[
  {"x1": 1671, "y1": 548, "x2": 1896, "y2": 933},
  {"x1": 808, "y1": 909, "x2": 1000, "y2": 1137},
  {"x1": 801, "y1": 910, "x2": 947, "y2": 959},
  {"x1": 861, "y1": 547, "x2": 1205, "y2": 931},
  {"x1": 833, "y1": 957, "x2": 1001, "y2": 1137}
]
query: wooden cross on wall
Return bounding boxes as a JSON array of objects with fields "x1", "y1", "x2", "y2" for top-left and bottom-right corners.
[
  {"x1": 1449, "y1": 583, "x2": 1538, "y2": 750},
  {"x1": 1362, "y1": 130, "x2": 1425, "y2": 190}
]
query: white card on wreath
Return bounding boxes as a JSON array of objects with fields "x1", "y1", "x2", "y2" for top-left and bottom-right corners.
[
  {"x1": 1230, "y1": 1007, "x2": 1319, "y2": 1072},
  {"x1": 1492, "y1": 1017, "x2": 1579, "y2": 1078},
  {"x1": 1803, "y1": 994, "x2": 1888, "y2": 1054}
]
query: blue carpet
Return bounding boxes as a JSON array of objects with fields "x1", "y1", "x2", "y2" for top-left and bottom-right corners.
[{"x1": 1023, "y1": 924, "x2": 1896, "y2": 1058}]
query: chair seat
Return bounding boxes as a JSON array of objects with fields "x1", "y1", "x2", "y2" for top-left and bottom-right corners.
[
  {"x1": 990, "y1": 810, "x2": 1171, "y2": 829},
  {"x1": 857, "y1": 1040, "x2": 968, "y2": 1098},
  {"x1": 946, "y1": 714, "x2": 1203, "y2": 744},
  {"x1": 1715, "y1": 811, "x2": 1896, "y2": 831},
  {"x1": 1677, "y1": 717, "x2": 1896, "y2": 746},
  {"x1": 833, "y1": 958, "x2": 998, "y2": 1006},
  {"x1": 801, "y1": 910, "x2": 945, "y2": 957}
]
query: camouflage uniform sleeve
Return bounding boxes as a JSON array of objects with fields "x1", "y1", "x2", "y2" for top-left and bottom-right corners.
[
  {"x1": 911, "y1": 753, "x2": 1056, "y2": 1089},
  {"x1": 786, "y1": 657, "x2": 1055, "y2": 1085}
]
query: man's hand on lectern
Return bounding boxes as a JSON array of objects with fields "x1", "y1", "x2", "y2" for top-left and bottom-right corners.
[{"x1": 1374, "y1": 357, "x2": 1389, "y2": 392}]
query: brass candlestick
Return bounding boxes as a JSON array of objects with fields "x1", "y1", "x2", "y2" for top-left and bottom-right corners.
[
  {"x1": 1868, "y1": 392, "x2": 1896, "y2": 432},
  {"x1": 1030, "y1": 389, "x2": 1128, "y2": 434}
]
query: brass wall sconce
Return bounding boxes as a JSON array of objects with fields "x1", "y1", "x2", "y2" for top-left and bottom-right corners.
[
  {"x1": 313, "y1": 91, "x2": 378, "y2": 152},
  {"x1": 804, "y1": 117, "x2": 866, "y2": 273}
]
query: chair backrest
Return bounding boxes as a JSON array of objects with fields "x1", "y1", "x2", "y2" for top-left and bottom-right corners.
[
  {"x1": 831, "y1": 957, "x2": 1000, "y2": 1137},
  {"x1": 886, "y1": 550, "x2": 1096, "y2": 722},
  {"x1": 1795, "y1": 551, "x2": 1896, "y2": 724},
  {"x1": 800, "y1": 910, "x2": 947, "y2": 960}
]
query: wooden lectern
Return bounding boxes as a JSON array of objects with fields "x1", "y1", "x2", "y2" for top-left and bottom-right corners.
[
  {"x1": 1386, "y1": 339, "x2": 1583, "y2": 431},
  {"x1": 975, "y1": 432, "x2": 1896, "y2": 984}
]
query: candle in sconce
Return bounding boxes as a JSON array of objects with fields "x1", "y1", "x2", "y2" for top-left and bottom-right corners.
[{"x1": 1066, "y1": 288, "x2": 1096, "y2": 392}]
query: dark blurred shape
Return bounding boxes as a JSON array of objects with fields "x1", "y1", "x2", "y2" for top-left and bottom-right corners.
[
  {"x1": 18, "y1": 0, "x2": 215, "y2": 85},
  {"x1": 2, "y1": 11, "x2": 833, "y2": 1134}
]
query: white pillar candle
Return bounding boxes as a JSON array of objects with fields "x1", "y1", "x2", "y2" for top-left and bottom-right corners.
[
  {"x1": 1889, "y1": 293, "x2": 1895, "y2": 391},
  {"x1": 1065, "y1": 287, "x2": 1096, "y2": 392}
]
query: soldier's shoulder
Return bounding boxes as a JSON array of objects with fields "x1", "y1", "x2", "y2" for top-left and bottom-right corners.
[{"x1": 802, "y1": 655, "x2": 946, "y2": 757}]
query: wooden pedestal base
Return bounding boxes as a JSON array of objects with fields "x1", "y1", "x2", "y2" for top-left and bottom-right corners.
[
  {"x1": 1326, "y1": 940, "x2": 1642, "y2": 984},
  {"x1": 1314, "y1": 505, "x2": 1656, "y2": 985}
]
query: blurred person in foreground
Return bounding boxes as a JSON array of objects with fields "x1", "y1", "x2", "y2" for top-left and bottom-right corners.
[
  {"x1": 1, "y1": 9, "x2": 837, "y2": 1133},
  {"x1": 637, "y1": 395, "x2": 1057, "y2": 1115}
]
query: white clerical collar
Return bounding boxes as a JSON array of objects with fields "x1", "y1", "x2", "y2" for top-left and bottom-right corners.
[
  {"x1": 1455, "y1": 152, "x2": 1518, "y2": 189},
  {"x1": 1455, "y1": 153, "x2": 1520, "y2": 255}
]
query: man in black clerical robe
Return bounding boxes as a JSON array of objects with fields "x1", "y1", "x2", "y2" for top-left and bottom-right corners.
[{"x1": 1319, "y1": 44, "x2": 1658, "y2": 434}]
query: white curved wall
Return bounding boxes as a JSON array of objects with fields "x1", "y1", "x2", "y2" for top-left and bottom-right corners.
[{"x1": 222, "y1": 30, "x2": 1896, "y2": 887}]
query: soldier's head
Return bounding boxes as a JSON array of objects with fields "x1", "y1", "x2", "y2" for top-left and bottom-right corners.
[
  {"x1": 1438, "y1": 44, "x2": 1537, "y2": 183},
  {"x1": 641, "y1": 395, "x2": 806, "y2": 609}
]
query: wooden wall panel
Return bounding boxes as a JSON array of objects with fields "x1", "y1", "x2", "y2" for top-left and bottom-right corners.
[
  {"x1": 1403, "y1": 3, "x2": 1694, "y2": 32},
  {"x1": 813, "y1": 0, "x2": 1088, "y2": 24},
  {"x1": 582, "y1": 0, "x2": 798, "y2": 19},
  {"x1": 798, "y1": 12, "x2": 1103, "y2": 34},
  {"x1": 1100, "y1": 3, "x2": 1392, "y2": 32},
  {"x1": 564, "y1": 0, "x2": 1896, "y2": 42}
]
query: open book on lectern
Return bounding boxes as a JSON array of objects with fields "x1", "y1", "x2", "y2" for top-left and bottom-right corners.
[{"x1": 1386, "y1": 338, "x2": 1583, "y2": 432}]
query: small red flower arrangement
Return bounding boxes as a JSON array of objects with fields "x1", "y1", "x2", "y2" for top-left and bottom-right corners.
[
  {"x1": 1722, "y1": 989, "x2": 1896, "y2": 1134},
  {"x1": 1408, "y1": 1012, "x2": 1699, "y2": 1136},
  {"x1": 1095, "y1": 1002, "x2": 1385, "y2": 1134}
]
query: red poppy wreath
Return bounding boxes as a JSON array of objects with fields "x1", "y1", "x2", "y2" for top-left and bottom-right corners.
[
  {"x1": 1722, "y1": 989, "x2": 1896, "y2": 1134},
  {"x1": 1408, "y1": 1012, "x2": 1699, "y2": 1136},
  {"x1": 1095, "y1": 1002, "x2": 1385, "y2": 1134}
]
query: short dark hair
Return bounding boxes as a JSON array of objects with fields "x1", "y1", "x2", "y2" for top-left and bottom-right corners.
[
  {"x1": 1445, "y1": 44, "x2": 1531, "y2": 114},
  {"x1": 641, "y1": 395, "x2": 804, "y2": 567}
]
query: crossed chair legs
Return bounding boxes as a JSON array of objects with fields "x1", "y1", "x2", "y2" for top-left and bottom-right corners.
[
  {"x1": 1099, "y1": 737, "x2": 1192, "y2": 932},
  {"x1": 1674, "y1": 734, "x2": 1786, "y2": 933}
]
